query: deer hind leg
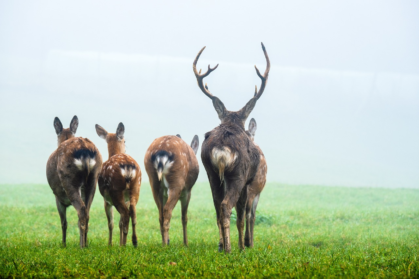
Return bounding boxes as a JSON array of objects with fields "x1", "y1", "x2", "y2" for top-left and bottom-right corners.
[
  {"x1": 55, "y1": 197, "x2": 68, "y2": 246},
  {"x1": 249, "y1": 194, "x2": 260, "y2": 248},
  {"x1": 149, "y1": 176, "x2": 164, "y2": 244},
  {"x1": 129, "y1": 201, "x2": 138, "y2": 247},
  {"x1": 245, "y1": 194, "x2": 256, "y2": 248},
  {"x1": 111, "y1": 191, "x2": 130, "y2": 246},
  {"x1": 61, "y1": 177, "x2": 88, "y2": 248},
  {"x1": 161, "y1": 182, "x2": 182, "y2": 246},
  {"x1": 104, "y1": 201, "x2": 114, "y2": 246},
  {"x1": 82, "y1": 173, "x2": 98, "y2": 247},
  {"x1": 207, "y1": 170, "x2": 224, "y2": 252},
  {"x1": 236, "y1": 186, "x2": 248, "y2": 251},
  {"x1": 180, "y1": 190, "x2": 191, "y2": 247},
  {"x1": 220, "y1": 179, "x2": 246, "y2": 253},
  {"x1": 129, "y1": 179, "x2": 140, "y2": 248}
]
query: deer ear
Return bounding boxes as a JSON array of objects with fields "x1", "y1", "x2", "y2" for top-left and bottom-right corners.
[
  {"x1": 116, "y1": 122, "x2": 125, "y2": 140},
  {"x1": 212, "y1": 97, "x2": 226, "y2": 120},
  {"x1": 240, "y1": 98, "x2": 257, "y2": 121},
  {"x1": 248, "y1": 118, "x2": 257, "y2": 138},
  {"x1": 190, "y1": 135, "x2": 199, "y2": 155},
  {"x1": 95, "y1": 124, "x2": 108, "y2": 140},
  {"x1": 69, "y1": 115, "x2": 79, "y2": 134},
  {"x1": 54, "y1": 117, "x2": 63, "y2": 135}
]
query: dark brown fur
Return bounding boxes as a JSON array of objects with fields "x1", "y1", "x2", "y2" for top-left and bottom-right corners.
[
  {"x1": 46, "y1": 116, "x2": 102, "y2": 248},
  {"x1": 201, "y1": 123, "x2": 260, "y2": 252},
  {"x1": 192, "y1": 43, "x2": 270, "y2": 253}
]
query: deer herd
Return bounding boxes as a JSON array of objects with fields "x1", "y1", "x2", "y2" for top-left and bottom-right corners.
[{"x1": 46, "y1": 43, "x2": 270, "y2": 253}]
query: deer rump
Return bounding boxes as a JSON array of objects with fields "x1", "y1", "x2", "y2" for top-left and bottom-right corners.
[
  {"x1": 201, "y1": 125, "x2": 260, "y2": 187},
  {"x1": 98, "y1": 156, "x2": 138, "y2": 194},
  {"x1": 72, "y1": 148, "x2": 98, "y2": 175}
]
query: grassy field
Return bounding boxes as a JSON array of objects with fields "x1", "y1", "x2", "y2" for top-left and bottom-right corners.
[{"x1": 0, "y1": 182, "x2": 418, "y2": 278}]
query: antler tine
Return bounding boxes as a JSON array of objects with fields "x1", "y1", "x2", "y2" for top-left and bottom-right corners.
[
  {"x1": 193, "y1": 46, "x2": 219, "y2": 99},
  {"x1": 253, "y1": 42, "x2": 271, "y2": 100}
]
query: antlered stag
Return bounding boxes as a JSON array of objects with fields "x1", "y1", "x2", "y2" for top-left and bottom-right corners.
[
  {"x1": 192, "y1": 43, "x2": 270, "y2": 253},
  {"x1": 144, "y1": 135, "x2": 199, "y2": 246},
  {"x1": 244, "y1": 118, "x2": 267, "y2": 248},
  {"x1": 46, "y1": 116, "x2": 102, "y2": 248},
  {"x1": 95, "y1": 123, "x2": 141, "y2": 247}
]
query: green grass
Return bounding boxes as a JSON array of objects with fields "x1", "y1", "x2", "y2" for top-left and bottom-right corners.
[{"x1": 1, "y1": 183, "x2": 419, "y2": 278}]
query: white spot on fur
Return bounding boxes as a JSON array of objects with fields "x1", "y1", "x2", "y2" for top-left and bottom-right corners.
[{"x1": 74, "y1": 156, "x2": 96, "y2": 171}]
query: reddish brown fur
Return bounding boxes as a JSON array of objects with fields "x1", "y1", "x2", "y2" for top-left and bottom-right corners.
[
  {"x1": 96, "y1": 123, "x2": 141, "y2": 246},
  {"x1": 46, "y1": 116, "x2": 102, "y2": 248},
  {"x1": 144, "y1": 135, "x2": 199, "y2": 246}
]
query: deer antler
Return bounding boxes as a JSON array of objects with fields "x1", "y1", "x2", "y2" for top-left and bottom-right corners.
[
  {"x1": 193, "y1": 46, "x2": 219, "y2": 99},
  {"x1": 253, "y1": 43, "x2": 270, "y2": 100}
]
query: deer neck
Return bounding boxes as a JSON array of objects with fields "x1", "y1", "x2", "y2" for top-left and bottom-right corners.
[{"x1": 107, "y1": 143, "x2": 124, "y2": 158}]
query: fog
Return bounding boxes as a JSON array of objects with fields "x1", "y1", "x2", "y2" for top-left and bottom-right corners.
[{"x1": 0, "y1": 1, "x2": 418, "y2": 187}]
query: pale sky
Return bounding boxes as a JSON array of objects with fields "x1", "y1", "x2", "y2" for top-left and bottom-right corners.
[{"x1": 0, "y1": 0, "x2": 418, "y2": 187}]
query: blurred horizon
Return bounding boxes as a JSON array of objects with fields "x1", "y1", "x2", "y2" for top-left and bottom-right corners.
[{"x1": 0, "y1": 1, "x2": 418, "y2": 188}]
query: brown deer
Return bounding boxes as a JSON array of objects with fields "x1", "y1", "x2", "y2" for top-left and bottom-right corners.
[
  {"x1": 95, "y1": 123, "x2": 141, "y2": 247},
  {"x1": 46, "y1": 116, "x2": 102, "y2": 248},
  {"x1": 192, "y1": 43, "x2": 270, "y2": 253},
  {"x1": 144, "y1": 135, "x2": 199, "y2": 246},
  {"x1": 244, "y1": 118, "x2": 267, "y2": 248}
]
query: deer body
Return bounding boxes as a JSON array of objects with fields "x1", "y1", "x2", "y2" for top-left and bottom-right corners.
[
  {"x1": 144, "y1": 135, "x2": 199, "y2": 246},
  {"x1": 96, "y1": 123, "x2": 141, "y2": 247},
  {"x1": 201, "y1": 125, "x2": 260, "y2": 252},
  {"x1": 46, "y1": 116, "x2": 102, "y2": 248},
  {"x1": 244, "y1": 118, "x2": 267, "y2": 248},
  {"x1": 192, "y1": 43, "x2": 270, "y2": 253}
]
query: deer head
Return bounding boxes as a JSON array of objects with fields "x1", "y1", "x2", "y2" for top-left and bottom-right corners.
[
  {"x1": 54, "y1": 115, "x2": 79, "y2": 146},
  {"x1": 95, "y1": 122, "x2": 126, "y2": 158},
  {"x1": 193, "y1": 43, "x2": 270, "y2": 128}
]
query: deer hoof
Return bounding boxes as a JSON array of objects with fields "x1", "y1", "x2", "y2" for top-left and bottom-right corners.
[{"x1": 218, "y1": 243, "x2": 224, "y2": 252}]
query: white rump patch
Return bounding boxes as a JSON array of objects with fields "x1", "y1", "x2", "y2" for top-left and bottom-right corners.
[
  {"x1": 88, "y1": 158, "x2": 96, "y2": 169},
  {"x1": 211, "y1": 147, "x2": 237, "y2": 168},
  {"x1": 153, "y1": 155, "x2": 174, "y2": 182},
  {"x1": 153, "y1": 156, "x2": 174, "y2": 174},
  {"x1": 74, "y1": 158, "x2": 83, "y2": 170},
  {"x1": 73, "y1": 156, "x2": 96, "y2": 171},
  {"x1": 120, "y1": 166, "x2": 136, "y2": 180}
]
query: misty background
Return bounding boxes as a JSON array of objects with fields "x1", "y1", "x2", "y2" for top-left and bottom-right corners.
[{"x1": 0, "y1": 1, "x2": 418, "y2": 188}]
